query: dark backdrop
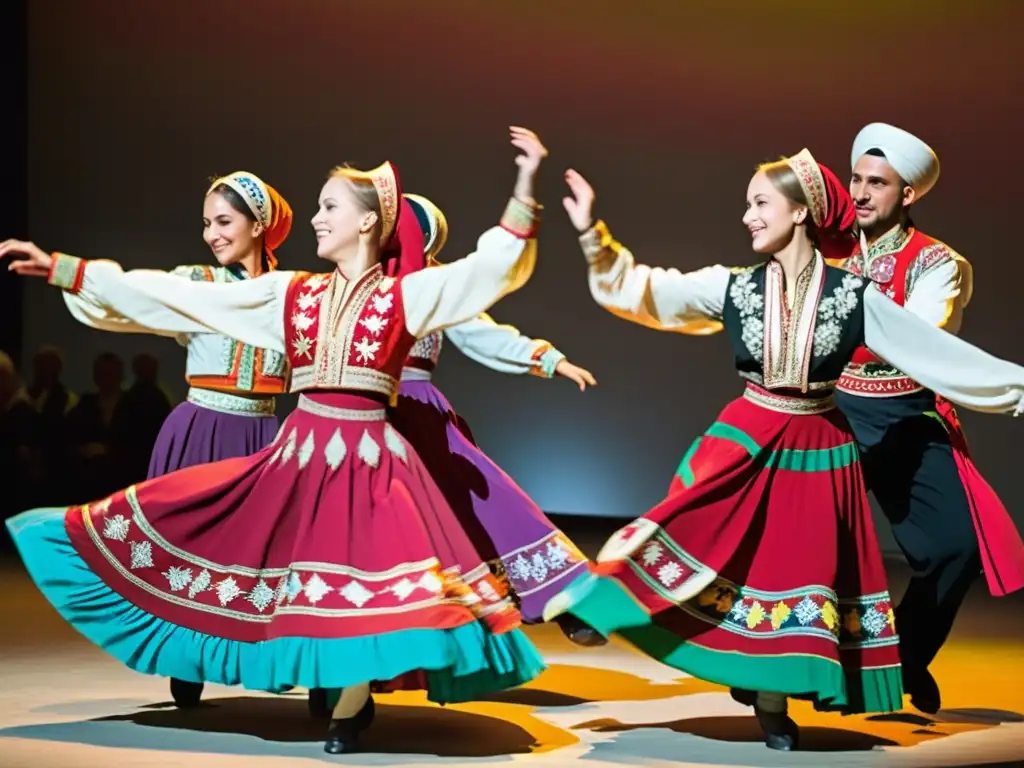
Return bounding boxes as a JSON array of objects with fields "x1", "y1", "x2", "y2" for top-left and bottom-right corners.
[{"x1": 20, "y1": 1, "x2": 1024, "y2": 553}]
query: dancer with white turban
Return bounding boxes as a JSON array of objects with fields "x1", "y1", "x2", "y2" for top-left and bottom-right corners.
[{"x1": 831, "y1": 122, "x2": 1024, "y2": 714}]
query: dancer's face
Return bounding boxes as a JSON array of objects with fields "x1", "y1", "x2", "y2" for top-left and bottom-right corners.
[
  {"x1": 202, "y1": 192, "x2": 262, "y2": 266},
  {"x1": 849, "y1": 154, "x2": 914, "y2": 237},
  {"x1": 743, "y1": 171, "x2": 805, "y2": 255},
  {"x1": 311, "y1": 176, "x2": 378, "y2": 264}
]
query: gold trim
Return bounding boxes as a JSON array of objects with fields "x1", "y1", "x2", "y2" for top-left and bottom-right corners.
[
  {"x1": 785, "y1": 149, "x2": 827, "y2": 226},
  {"x1": 296, "y1": 395, "x2": 385, "y2": 421},
  {"x1": 187, "y1": 387, "x2": 276, "y2": 416},
  {"x1": 743, "y1": 385, "x2": 835, "y2": 415},
  {"x1": 48, "y1": 253, "x2": 84, "y2": 291}
]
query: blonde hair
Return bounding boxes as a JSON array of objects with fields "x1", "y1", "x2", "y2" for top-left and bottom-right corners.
[{"x1": 329, "y1": 165, "x2": 382, "y2": 235}]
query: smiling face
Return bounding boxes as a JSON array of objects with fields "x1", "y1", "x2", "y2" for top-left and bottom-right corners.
[
  {"x1": 849, "y1": 153, "x2": 914, "y2": 238},
  {"x1": 202, "y1": 190, "x2": 262, "y2": 266},
  {"x1": 742, "y1": 170, "x2": 808, "y2": 254},
  {"x1": 310, "y1": 174, "x2": 381, "y2": 264}
]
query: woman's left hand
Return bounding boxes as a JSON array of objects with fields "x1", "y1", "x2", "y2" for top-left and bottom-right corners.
[
  {"x1": 510, "y1": 126, "x2": 548, "y2": 206},
  {"x1": 555, "y1": 359, "x2": 597, "y2": 391}
]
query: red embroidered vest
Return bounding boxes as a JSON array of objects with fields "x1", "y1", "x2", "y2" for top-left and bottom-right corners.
[
  {"x1": 836, "y1": 227, "x2": 957, "y2": 396},
  {"x1": 283, "y1": 265, "x2": 415, "y2": 399}
]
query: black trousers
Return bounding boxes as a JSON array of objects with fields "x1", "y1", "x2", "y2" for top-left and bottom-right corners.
[{"x1": 835, "y1": 390, "x2": 982, "y2": 674}]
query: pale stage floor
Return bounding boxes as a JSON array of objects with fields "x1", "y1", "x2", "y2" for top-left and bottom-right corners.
[{"x1": 1, "y1": 518, "x2": 1022, "y2": 768}]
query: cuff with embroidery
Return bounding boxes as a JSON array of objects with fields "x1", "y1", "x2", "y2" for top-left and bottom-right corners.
[
  {"x1": 579, "y1": 220, "x2": 616, "y2": 264},
  {"x1": 499, "y1": 197, "x2": 540, "y2": 239},
  {"x1": 48, "y1": 253, "x2": 87, "y2": 293},
  {"x1": 530, "y1": 345, "x2": 566, "y2": 379}
]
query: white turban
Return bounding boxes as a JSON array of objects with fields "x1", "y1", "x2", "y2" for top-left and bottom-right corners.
[{"x1": 851, "y1": 123, "x2": 940, "y2": 201}]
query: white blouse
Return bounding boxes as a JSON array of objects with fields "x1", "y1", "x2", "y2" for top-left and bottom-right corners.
[
  {"x1": 583, "y1": 225, "x2": 1024, "y2": 415},
  {"x1": 444, "y1": 313, "x2": 565, "y2": 375},
  {"x1": 60, "y1": 226, "x2": 536, "y2": 360}
]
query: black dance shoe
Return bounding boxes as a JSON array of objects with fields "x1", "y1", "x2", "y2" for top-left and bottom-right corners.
[
  {"x1": 170, "y1": 678, "x2": 204, "y2": 708},
  {"x1": 555, "y1": 614, "x2": 608, "y2": 647},
  {"x1": 754, "y1": 707, "x2": 799, "y2": 751},
  {"x1": 905, "y1": 667, "x2": 941, "y2": 714},
  {"x1": 323, "y1": 695, "x2": 376, "y2": 754},
  {"x1": 308, "y1": 688, "x2": 331, "y2": 719}
]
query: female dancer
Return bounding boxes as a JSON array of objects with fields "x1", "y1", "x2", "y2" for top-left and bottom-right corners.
[
  {"x1": 2, "y1": 127, "x2": 548, "y2": 755},
  {"x1": 543, "y1": 152, "x2": 1024, "y2": 750},
  {"x1": 158, "y1": 172, "x2": 293, "y2": 709},
  {"x1": 396, "y1": 194, "x2": 603, "y2": 646}
]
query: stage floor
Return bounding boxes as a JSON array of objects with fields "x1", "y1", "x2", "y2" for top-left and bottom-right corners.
[{"x1": 1, "y1": 518, "x2": 1022, "y2": 768}]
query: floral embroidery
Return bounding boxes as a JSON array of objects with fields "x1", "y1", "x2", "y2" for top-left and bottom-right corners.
[
  {"x1": 502, "y1": 532, "x2": 587, "y2": 596},
  {"x1": 813, "y1": 273, "x2": 864, "y2": 357},
  {"x1": 729, "y1": 270, "x2": 764, "y2": 362}
]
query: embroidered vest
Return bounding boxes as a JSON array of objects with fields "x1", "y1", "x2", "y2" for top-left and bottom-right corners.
[
  {"x1": 835, "y1": 227, "x2": 960, "y2": 397},
  {"x1": 405, "y1": 332, "x2": 443, "y2": 371},
  {"x1": 174, "y1": 264, "x2": 289, "y2": 395},
  {"x1": 722, "y1": 260, "x2": 867, "y2": 392},
  {"x1": 283, "y1": 265, "x2": 414, "y2": 398}
]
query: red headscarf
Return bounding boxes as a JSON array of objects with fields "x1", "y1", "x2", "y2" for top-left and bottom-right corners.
[
  {"x1": 371, "y1": 162, "x2": 425, "y2": 278},
  {"x1": 785, "y1": 149, "x2": 856, "y2": 262}
]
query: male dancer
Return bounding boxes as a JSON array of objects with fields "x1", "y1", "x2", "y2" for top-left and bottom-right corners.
[{"x1": 832, "y1": 123, "x2": 1024, "y2": 714}]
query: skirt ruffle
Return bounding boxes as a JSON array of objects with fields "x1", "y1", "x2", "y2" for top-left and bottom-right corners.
[
  {"x1": 548, "y1": 387, "x2": 903, "y2": 714},
  {"x1": 393, "y1": 378, "x2": 589, "y2": 620}
]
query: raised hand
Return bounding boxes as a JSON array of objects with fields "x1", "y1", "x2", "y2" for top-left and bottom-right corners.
[
  {"x1": 562, "y1": 169, "x2": 595, "y2": 233},
  {"x1": 554, "y1": 359, "x2": 597, "y2": 392},
  {"x1": 0, "y1": 239, "x2": 53, "y2": 278},
  {"x1": 510, "y1": 126, "x2": 548, "y2": 206}
]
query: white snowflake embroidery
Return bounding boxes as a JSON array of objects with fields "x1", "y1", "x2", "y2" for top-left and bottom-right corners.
[
  {"x1": 641, "y1": 541, "x2": 664, "y2": 567},
  {"x1": 860, "y1": 607, "x2": 888, "y2": 637},
  {"x1": 280, "y1": 428, "x2": 298, "y2": 465},
  {"x1": 729, "y1": 601, "x2": 752, "y2": 622},
  {"x1": 292, "y1": 333, "x2": 314, "y2": 360},
  {"x1": 529, "y1": 552, "x2": 549, "y2": 582},
  {"x1": 813, "y1": 273, "x2": 864, "y2": 357},
  {"x1": 793, "y1": 596, "x2": 823, "y2": 626},
  {"x1": 188, "y1": 568, "x2": 212, "y2": 599},
  {"x1": 656, "y1": 561, "x2": 683, "y2": 587},
  {"x1": 372, "y1": 293, "x2": 394, "y2": 314},
  {"x1": 359, "y1": 315, "x2": 388, "y2": 335},
  {"x1": 247, "y1": 579, "x2": 275, "y2": 612},
  {"x1": 340, "y1": 580, "x2": 375, "y2": 608},
  {"x1": 216, "y1": 576, "x2": 242, "y2": 606},
  {"x1": 164, "y1": 565, "x2": 193, "y2": 592},
  {"x1": 353, "y1": 337, "x2": 381, "y2": 363},
  {"x1": 303, "y1": 573, "x2": 332, "y2": 605},
  {"x1": 129, "y1": 540, "x2": 154, "y2": 569},
  {"x1": 291, "y1": 312, "x2": 315, "y2": 332},
  {"x1": 545, "y1": 541, "x2": 570, "y2": 570},
  {"x1": 508, "y1": 555, "x2": 532, "y2": 584},
  {"x1": 102, "y1": 514, "x2": 131, "y2": 542},
  {"x1": 729, "y1": 271, "x2": 764, "y2": 362},
  {"x1": 296, "y1": 292, "x2": 321, "y2": 312}
]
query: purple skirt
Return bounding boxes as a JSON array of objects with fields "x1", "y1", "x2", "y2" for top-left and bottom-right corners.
[
  {"x1": 391, "y1": 376, "x2": 588, "y2": 622},
  {"x1": 147, "y1": 398, "x2": 280, "y2": 479}
]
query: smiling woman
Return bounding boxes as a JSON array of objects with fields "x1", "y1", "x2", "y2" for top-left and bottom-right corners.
[{"x1": 0, "y1": 127, "x2": 549, "y2": 756}]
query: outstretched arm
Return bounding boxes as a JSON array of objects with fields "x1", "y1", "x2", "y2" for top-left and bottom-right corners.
[
  {"x1": 444, "y1": 312, "x2": 566, "y2": 378},
  {"x1": 563, "y1": 170, "x2": 729, "y2": 334},
  {"x1": 403, "y1": 127, "x2": 546, "y2": 338},
  {"x1": 903, "y1": 251, "x2": 973, "y2": 334},
  {"x1": 1, "y1": 240, "x2": 289, "y2": 353},
  {"x1": 864, "y1": 288, "x2": 1023, "y2": 414}
]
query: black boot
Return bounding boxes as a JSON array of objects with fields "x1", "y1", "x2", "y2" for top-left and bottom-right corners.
[
  {"x1": 308, "y1": 688, "x2": 331, "y2": 719},
  {"x1": 905, "y1": 667, "x2": 941, "y2": 714},
  {"x1": 324, "y1": 695, "x2": 376, "y2": 754},
  {"x1": 555, "y1": 614, "x2": 608, "y2": 647},
  {"x1": 170, "y1": 678, "x2": 204, "y2": 708},
  {"x1": 754, "y1": 706, "x2": 799, "y2": 751}
]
